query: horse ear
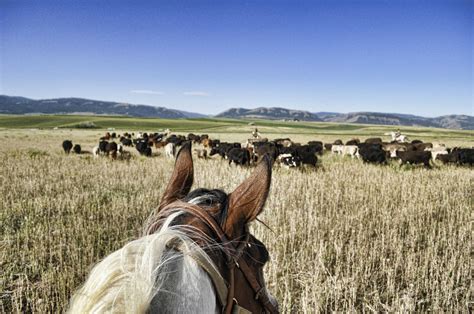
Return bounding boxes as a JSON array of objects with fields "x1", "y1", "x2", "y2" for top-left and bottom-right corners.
[
  {"x1": 224, "y1": 155, "x2": 272, "y2": 238},
  {"x1": 158, "y1": 141, "x2": 194, "y2": 211}
]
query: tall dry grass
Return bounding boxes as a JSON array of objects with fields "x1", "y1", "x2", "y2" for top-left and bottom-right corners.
[{"x1": 0, "y1": 130, "x2": 472, "y2": 312}]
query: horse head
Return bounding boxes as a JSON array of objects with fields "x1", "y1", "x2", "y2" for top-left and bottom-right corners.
[{"x1": 151, "y1": 142, "x2": 278, "y2": 313}]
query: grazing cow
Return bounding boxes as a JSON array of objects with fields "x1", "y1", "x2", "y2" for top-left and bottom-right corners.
[
  {"x1": 341, "y1": 145, "x2": 359, "y2": 158},
  {"x1": 331, "y1": 145, "x2": 344, "y2": 155},
  {"x1": 62, "y1": 140, "x2": 73, "y2": 154},
  {"x1": 357, "y1": 143, "x2": 387, "y2": 164},
  {"x1": 187, "y1": 133, "x2": 200, "y2": 143},
  {"x1": 166, "y1": 135, "x2": 186, "y2": 146},
  {"x1": 194, "y1": 148, "x2": 208, "y2": 159},
  {"x1": 210, "y1": 142, "x2": 241, "y2": 159},
  {"x1": 411, "y1": 139, "x2": 423, "y2": 144},
  {"x1": 396, "y1": 150, "x2": 432, "y2": 168},
  {"x1": 73, "y1": 144, "x2": 82, "y2": 154},
  {"x1": 437, "y1": 148, "x2": 474, "y2": 166},
  {"x1": 333, "y1": 139, "x2": 343, "y2": 145},
  {"x1": 105, "y1": 142, "x2": 118, "y2": 159},
  {"x1": 136, "y1": 140, "x2": 152, "y2": 157},
  {"x1": 278, "y1": 154, "x2": 301, "y2": 168},
  {"x1": 120, "y1": 137, "x2": 133, "y2": 147},
  {"x1": 426, "y1": 146, "x2": 449, "y2": 160},
  {"x1": 306, "y1": 141, "x2": 324, "y2": 155},
  {"x1": 345, "y1": 138, "x2": 360, "y2": 145},
  {"x1": 324, "y1": 143, "x2": 333, "y2": 151},
  {"x1": 165, "y1": 143, "x2": 176, "y2": 159},
  {"x1": 278, "y1": 145, "x2": 318, "y2": 167},
  {"x1": 227, "y1": 147, "x2": 251, "y2": 166},
  {"x1": 99, "y1": 140, "x2": 108, "y2": 154},
  {"x1": 210, "y1": 139, "x2": 221, "y2": 148},
  {"x1": 365, "y1": 137, "x2": 382, "y2": 144},
  {"x1": 294, "y1": 145, "x2": 321, "y2": 159},
  {"x1": 295, "y1": 149, "x2": 318, "y2": 167},
  {"x1": 452, "y1": 148, "x2": 474, "y2": 165}
]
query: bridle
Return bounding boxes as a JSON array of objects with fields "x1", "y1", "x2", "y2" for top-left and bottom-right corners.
[{"x1": 156, "y1": 201, "x2": 279, "y2": 314}]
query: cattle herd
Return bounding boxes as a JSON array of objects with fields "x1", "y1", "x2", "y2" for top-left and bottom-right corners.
[{"x1": 62, "y1": 131, "x2": 474, "y2": 168}]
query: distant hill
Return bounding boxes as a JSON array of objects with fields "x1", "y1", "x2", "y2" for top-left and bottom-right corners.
[
  {"x1": 217, "y1": 107, "x2": 473, "y2": 130},
  {"x1": 215, "y1": 107, "x2": 321, "y2": 121},
  {"x1": 1, "y1": 95, "x2": 472, "y2": 129},
  {"x1": 318, "y1": 112, "x2": 474, "y2": 130},
  {"x1": 0, "y1": 95, "x2": 207, "y2": 119}
]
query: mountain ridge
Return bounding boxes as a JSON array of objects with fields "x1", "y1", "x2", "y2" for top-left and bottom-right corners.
[
  {"x1": 216, "y1": 107, "x2": 473, "y2": 130},
  {"x1": 0, "y1": 95, "x2": 472, "y2": 129},
  {"x1": 0, "y1": 95, "x2": 207, "y2": 119}
]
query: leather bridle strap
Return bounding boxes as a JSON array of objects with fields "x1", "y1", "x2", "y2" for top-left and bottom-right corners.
[{"x1": 237, "y1": 257, "x2": 279, "y2": 313}]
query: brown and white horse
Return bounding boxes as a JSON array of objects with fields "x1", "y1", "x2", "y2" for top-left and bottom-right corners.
[{"x1": 68, "y1": 142, "x2": 278, "y2": 313}]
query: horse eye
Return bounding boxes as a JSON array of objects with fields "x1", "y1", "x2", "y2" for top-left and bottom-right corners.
[{"x1": 247, "y1": 243, "x2": 252, "y2": 248}]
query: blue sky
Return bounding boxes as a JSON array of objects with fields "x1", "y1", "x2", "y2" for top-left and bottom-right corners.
[{"x1": 1, "y1": 0, "x2": 472, "y2": 116}]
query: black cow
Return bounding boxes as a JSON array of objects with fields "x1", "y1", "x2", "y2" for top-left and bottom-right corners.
[
  {"x1": 99, "y1": 140, "x2": 108, "y2": 153},
  {"x1": 334, "y1": 139, "x2": 343, "y2": 145},
  {"x1": 136, "y1": 140, "x2": 152, "y2": 156},
  {"x1": 105, "y1": 142, "x2": 118, "y2": 159},
  {"x1": 73, "y1": 144, "x2": 82, "y2": 154},
  {"x1": 396, "y1": 150, "x2": 431, "y2": 168},
  {"x1": 227, "y1": 148, "x2": 251, "y2": 166},
  {"x1": 120, "y1": 137, "x2": 133, "y2": 147},
  {"x1": 62, "y1": 140, "x2": 73, "y2": 154},
  {"x1": 437, "y1": 148, "x2": 474, "y2": 166},
  {"x1": 357, "y1": 143, "x2": 387, "y2": 164},
  {"x1": 166, "y1": 135, "x2": 186, "y2": 146},
  {"x1": 411, "y1": 139, "x2": 423, "y2": 144},
  {"x1": 187, "y1": 133, "x2": 200, "y2": 143},
  {"x1": 296, "y1": 149, "x2": 318, "y2": 167},
  {"x1": 210, "y1": 142, "x2": 241, "y2": 159},
  {"x1": 279, "y1": 145, "x2": 318, "y2": 167},
  {"x1": 280, "y1": 155, "x2": 302, "y2": 168},
  {"x1": 306, "y1": 141, "x2": 323, "y2": 155},
  {"x1": 324, "y1": 143, "x2": 333, "y2": 151}
]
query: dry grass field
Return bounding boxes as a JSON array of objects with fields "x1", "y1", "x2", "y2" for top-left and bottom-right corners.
[{"x1": 0, "y1": 126, "x2": 472, "y2": 312}]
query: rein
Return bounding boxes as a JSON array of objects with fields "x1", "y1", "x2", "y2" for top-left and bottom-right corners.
[{"x1": 156, "y1": 201, "x2": 278, "y2": 314}]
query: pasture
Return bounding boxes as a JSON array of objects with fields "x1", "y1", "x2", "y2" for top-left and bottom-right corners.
[{"x1": 0, "y1": 116, "x2": 472, "y2": 312}]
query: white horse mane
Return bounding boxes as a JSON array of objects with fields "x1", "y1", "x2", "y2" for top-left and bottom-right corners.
[{"x1": 68, "y1": 208, "x2": 221, "y2": 314}]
